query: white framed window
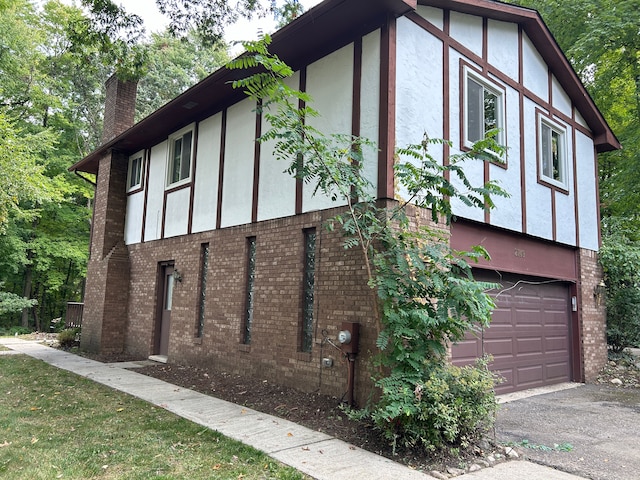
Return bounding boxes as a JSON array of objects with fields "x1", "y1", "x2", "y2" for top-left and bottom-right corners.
[
  {"x1": 127, "y1": 150, "x2": 144, "y2": 192},
  {"x1": 167, "y1": 124, "x2": 194, "y2": 187},
  {"x1": 463, "y1": 67, "x2": 505, "y2": 154},
  {"x1": 538, "y1": 115, "x2": 568, "y2": 190}
]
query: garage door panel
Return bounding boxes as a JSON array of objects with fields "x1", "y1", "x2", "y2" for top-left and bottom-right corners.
[
  {"x1": 484, "y1": 337, "x2": 514, "y2": 358},
  {"x1": 516, "y1": 365, "x2": 544, "y2": 385},
  {"x1": 451, "y1": 271, "x2": 572, "y2": 394}
]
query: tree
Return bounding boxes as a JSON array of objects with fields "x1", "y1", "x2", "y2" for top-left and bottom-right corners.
[
  {"x1": 229, "y1": 35, "x2": 507, "y2": 452},
  {"x1": 136, "y1": 30, "x2": 230, "y2": 121}
]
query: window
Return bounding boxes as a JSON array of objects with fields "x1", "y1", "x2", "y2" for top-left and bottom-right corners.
[
  {"x1": 464, "y1": 68, "x2": 504, "y2": 152},
  {"x1": 243, "y1": 237, "x2": 257, "y2": 345},
  {"x1": 127, "y1": 151, "x2": 144, "y2": 191},
  {"x1": 167, "y1": 126, "x2": 194, "y2": 186},
  {"x1": 196, "y1": 243, "x2": 209, "y2": 338},
  {"x1": 538, "y1": 116, "x2": 568, "y2": 189},
  {"x1": 301, "y1": 229, "x2": 316, "y2": 353}
]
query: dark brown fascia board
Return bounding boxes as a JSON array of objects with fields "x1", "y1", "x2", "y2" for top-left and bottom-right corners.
[
  {"x1": 420, "y1": 0, "x2": 620, "y2": 152},
  {"x1": 70, "y1": 0, "x2": 417, "y2": 174}
]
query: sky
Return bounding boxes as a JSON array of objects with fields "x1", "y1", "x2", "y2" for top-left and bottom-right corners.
[{"x1": 112, "y1": 0, "x2": 323, "y2": 46}]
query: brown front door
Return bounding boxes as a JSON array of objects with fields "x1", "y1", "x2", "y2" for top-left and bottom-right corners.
[{"x1": 157, "y1": 265, "x2": 174, "y2": 356}]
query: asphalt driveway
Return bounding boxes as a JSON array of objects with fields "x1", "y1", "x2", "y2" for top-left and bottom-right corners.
[{"x1": 495, "y1": 384, "x2": 640, "y2": 480}]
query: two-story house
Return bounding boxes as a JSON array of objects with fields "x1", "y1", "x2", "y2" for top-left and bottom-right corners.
[{"x1": 71, "y1": 0, "x2": 619, "y2": 397}]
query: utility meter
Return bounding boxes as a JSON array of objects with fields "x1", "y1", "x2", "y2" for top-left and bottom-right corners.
[
  {"x1": 339, "y1": 321, "x2": 360, "y2": 354},
  {"x1": 338, "y1": 330, "x2": 352, "y2": 345}
]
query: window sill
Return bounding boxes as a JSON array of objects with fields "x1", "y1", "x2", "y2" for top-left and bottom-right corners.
[{"x1": 296, "y1": 352, "x2": 312, "y2": 362}]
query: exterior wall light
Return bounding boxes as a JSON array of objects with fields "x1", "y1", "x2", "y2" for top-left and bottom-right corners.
[{"x1": 594, "y1": 280, "x2": 606, "y2": 307}]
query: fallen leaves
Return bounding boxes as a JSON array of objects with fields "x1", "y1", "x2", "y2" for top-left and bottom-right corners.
[{"x1": 0, "y1": 440, "x2": 11, "y2": 448}]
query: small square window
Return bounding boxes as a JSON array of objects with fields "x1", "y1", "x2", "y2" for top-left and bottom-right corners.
[
  {"x1": 167, "y1": 125, "x2": 194, "y2": 187},
  {"x1": 127, "y1": 151, "x2": 144, "y2": 192},
  {"x1": 463, "y1": 68, "x2": 505, "y2": 157},
  {"x1": 538, "y1": 116, "x2": 568, "y2": 189}
]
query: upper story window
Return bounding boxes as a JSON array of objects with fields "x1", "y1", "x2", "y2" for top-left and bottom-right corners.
[
  {"x1": 538, "y1": 115, "x2": 568, "y2": 190},
  {"x1": 127, "y1": 150, "x2": 144, "y2": 192},
  {"x1": 463, "y1": 67, "x2": 505, "y2": 156},
  {"x1": 167, "y1": 125, "x2": 194, "y2": 187}
]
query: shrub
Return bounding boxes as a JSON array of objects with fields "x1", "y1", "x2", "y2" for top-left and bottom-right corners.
[
  {"x1": 367, "y1": 358, "x2": 498, "y2": 453},
  {"x1": 58, "y1": 328, "x2": 80, "y2": 349}
]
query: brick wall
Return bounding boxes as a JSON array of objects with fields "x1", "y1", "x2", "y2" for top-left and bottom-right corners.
[
  {"x1": 578, "y1": 248, "x2": 607, "y2": 381},
  {"x1": 125, "y1": 206, "x2": 379, "y2": 400}
]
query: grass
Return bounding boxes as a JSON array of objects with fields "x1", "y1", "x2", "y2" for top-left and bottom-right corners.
[
  {"x1": 0, "y1": 355, "x2": 307, "y2": 480},
  {"x1": 0, "y1": 345, "x2": 9, "y2": 352}
]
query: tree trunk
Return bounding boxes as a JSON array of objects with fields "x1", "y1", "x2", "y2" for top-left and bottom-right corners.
[{"x1": 21, "y1": 261, "x2": 33, "y2": 329}]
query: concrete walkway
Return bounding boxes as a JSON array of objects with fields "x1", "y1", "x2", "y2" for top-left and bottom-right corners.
[{"x1": 0, "y1": 338, "x2": 586, "y2": 480}]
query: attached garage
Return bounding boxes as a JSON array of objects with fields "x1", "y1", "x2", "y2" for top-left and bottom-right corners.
[{"x1": 452, "y1": 270, "x2": 573, "y2": 394}]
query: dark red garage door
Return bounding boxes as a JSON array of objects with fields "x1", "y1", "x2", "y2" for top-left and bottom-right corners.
[{"x1": 452, "y1": 271, "x2": 572, "y2": 394}]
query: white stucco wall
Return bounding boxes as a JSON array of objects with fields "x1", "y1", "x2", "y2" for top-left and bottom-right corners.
[
  {"x1": 303, "y1": 43, "x2": 353, "y2": 212},
  {"x1": 416, "y1": 5, "x2": 443, "y2": 30},
  {"x1": 257, "y1": 73, "x2": 299, "y2": 222},
  {"x1": 164, "y1": 187, "x2": 190, "y2": 238},
  {"x1": 192, "y1": 114, "x2": 222, "y2": 233},
  {"x1": 449, "y1": 12, "x2": 483, "y2": 59},
  {"x1": 522, "y1": 34, "x2": 548, "y2": 101},
  {"x1": 552, "y1": 76, "x2": 572, "y2": 119},
  {"x1": 576, "y1": 131, "x2": 599, "y2": 251},
  {"x1": 220, "y1": 98, "x2": 257, "y2": 228},
  {"x1": 488, "y1": 19, "x2": 519, "y2": 80},
  {"x1": 360, "y1": 30, "x2": 381, "y2": 197},
  {"x1": 143, "y1": 141, "x2": 167, "y2": 242},
  {"x1": 124, "y1": 191, "x2": 144, "y2": 245}
]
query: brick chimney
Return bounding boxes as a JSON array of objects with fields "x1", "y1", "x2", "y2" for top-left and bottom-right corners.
[
  {"x1": 102, "y1": 74, "x2": 137, "y2": 142},
  {"x1": 81, "y1": 74, "x2": 138, "y2": 354}
]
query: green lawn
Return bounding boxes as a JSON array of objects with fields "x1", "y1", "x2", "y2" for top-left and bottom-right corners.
[{"x1": 0, "y1": 355, "x2": 307, "y2": 480}]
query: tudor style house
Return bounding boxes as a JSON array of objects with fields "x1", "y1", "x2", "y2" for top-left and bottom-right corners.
[{"x1": 71, "y1": 0, "x2": 619, "y2": 397}]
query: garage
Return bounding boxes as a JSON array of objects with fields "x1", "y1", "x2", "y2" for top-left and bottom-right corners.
[{"x1": 452, "y1": 270, "x2": 572, "y2": 394}]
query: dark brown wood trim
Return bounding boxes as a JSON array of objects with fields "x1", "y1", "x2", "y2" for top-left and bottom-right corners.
[
  {"x1": 216, "y1": 109, "x2": 227, "y2": 230},
  {"x1": 296, "y1": 67, "x2": 307, "y2": 215},
  {"x1": 187, "y1": 122, "x2": 199, "y2": 234},
  {"x1": 140, "y1": 149, "x2": 150, "y2": 242},
  {"x1": 519, "y1": 25, "x2": 527, "y2": 234},
  {"x1": 352, "y1": 36, "x2": 362, "y2": 139},
  {"x1": 482, "y1": 16, "x2": 488, "y2": 66},
  {"x1": 594, "y1": 146, "x2": 602, "y2": 248},
  {"x1": 570, "y1": 258, "x2": 584, "y2": 382},
  {"x1": 405, "y1": 11, "x2": 593, "y2": 140},
  {"x1": 252, "y1": 101, "x2": 262, "y2": 223},
  {"x1": 443, "y1": 10, "x2": 450, "y2": 174},
  {"x1": 451, "y1": 220, "x2": 578, "y2": 281},
  {"x1": 572, "y1": 108, "x2": 580, "y2": 247},
  {"x1": 548, "y1": 67, "x2": 553, "y2": 107},
  {"x1": 551, "y1": 188, "x2": 557, "y2": 242},
  {"x1": 378, "y1": 15, "x2": 396, "y2": 200},
  {"x1": 352, "y1": 36, "x2": 363, "y2": 201}
]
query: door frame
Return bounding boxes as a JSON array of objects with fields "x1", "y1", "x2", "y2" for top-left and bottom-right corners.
[{"x1": 153, "y1": 261, "x2": 174, "y2": 356}]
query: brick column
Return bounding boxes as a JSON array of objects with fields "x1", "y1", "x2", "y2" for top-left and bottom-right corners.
[
  {"x1": 578, "y1": 248, "x2": 607, "y2": 381},
  {"x1": 81, "y1": 75, "x2": 137, "y2": 354}
]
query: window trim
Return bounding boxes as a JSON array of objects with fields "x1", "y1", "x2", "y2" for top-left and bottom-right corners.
[
  {"x1": 127, "y1": 150, "x2": 145, "y2": 193},
  {"x1": 537, "y1": 112, "x2": 569, "y2": 193},
  {"x1": 166, "y1": 123, "x2": 195, "y2": 189},
  {"x1": 461, "y1": 65, "x2": 506, "y2": 163}
]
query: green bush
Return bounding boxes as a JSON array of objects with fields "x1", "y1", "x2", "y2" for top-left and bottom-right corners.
[
  {"x1": 58, "y1": 328, "x2": 80, "y2": 349},
  {"x1": 367, "y1": 358, "x2": 498, "y2": 453}
]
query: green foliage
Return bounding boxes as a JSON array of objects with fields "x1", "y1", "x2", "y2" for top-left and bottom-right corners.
[
  {"x1": 369, "y1": 358, "x2": 498, "y2": 452},
  {"x1": 599, "y1": 233, "x2": 640, "y2": 350},
  {"x1": 57, "y1": 327, "x2": 80, "y2": 348},
  {"x1": 230, "y1": 36, "x2": 507, "y2": 452},
  {"x1": 0, "y1": 284, "x2": 37, "y2": 316}
]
